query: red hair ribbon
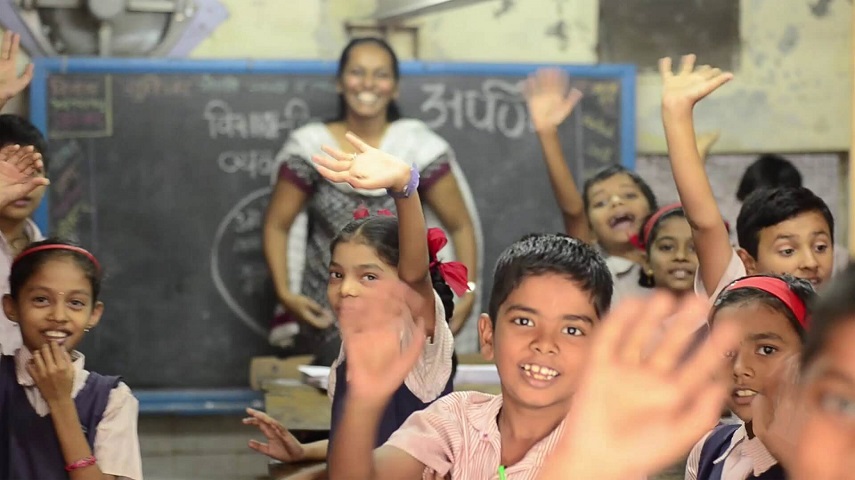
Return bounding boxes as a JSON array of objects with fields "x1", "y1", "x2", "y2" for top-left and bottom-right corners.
[
  {"x1": 725, "y1": 276, "x2": 808, "y2": 328},
  {"x1": 630, "y1": 203, "x2": 683, "y2": 251},
  {"x1": 14, "y1": 244, "x2": 101, "y2": 274},
  {"x1": 427, "y1": 227, "x2": 470, "y2": 297},
  {"x1": 352, "y1": 206, "x2": 395, "y2": 220}
]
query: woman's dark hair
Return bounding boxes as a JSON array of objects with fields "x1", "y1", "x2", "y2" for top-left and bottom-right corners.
[
  {"x1": 9, "y1": 238, "x2": 102, "y2": 302},
  {"x1": 637, "y1": 207, "x2": 687, "y2": 288},
  {"x1": 329, "y1": 216, "x2": 454, "y2": 322},
  {"x1": 331, "y1": 37, "x2": 402, "y2": 122},
  {"x1": 581, "y1": 165, "x2": 658, "y2": 215},
  {"x1": 736, "y1": 154, "x2": 802, "y2": 202},
  {"x1": 709, "y1": 274, "x2": 815, "y2": 341}
]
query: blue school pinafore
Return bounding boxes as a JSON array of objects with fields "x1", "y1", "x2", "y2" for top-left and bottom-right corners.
[
  {"x1": 0, "y1": 355, "x2": 120, "y2": 480},
  {"x1": 697, "y1": 423, "x2": 787, "y2": 480},
  {"x1": 328, "y1": 356, "x2": 455, "y2": 447}
]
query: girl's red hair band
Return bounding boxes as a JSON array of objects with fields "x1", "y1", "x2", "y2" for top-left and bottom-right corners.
[
  {"x1": 13, "y1": 245, "x2": 102, "y2": 274},
  {"x1": 724, "y1": 276, "x2": 808, "y2": 328}
]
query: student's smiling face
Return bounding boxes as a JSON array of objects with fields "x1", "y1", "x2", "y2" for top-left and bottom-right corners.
[
  {"x1": 327, "y1": 240, "x2": 398, "y2": 318},
  {"x1": 645, "y1": 216, "x2": 698, "y2": 294},
  {"x1": 3, "y1": 257, "x2": 103, "y2": 352},
  {"x1": 585, "y1": 173, "x2": 652, "y2": 252},
  {"x1": 792, "y1": 319, "x2": 855, "y2": 480},
  {"x1": 479, "y1": 274, "x2": 600, "y2": 412},
  {"x1": 747, "y1": 211, "x2": 834, "y2": 288},
  {"x1": 712, "y1": 302, "x2": 802, "y2": 422}
]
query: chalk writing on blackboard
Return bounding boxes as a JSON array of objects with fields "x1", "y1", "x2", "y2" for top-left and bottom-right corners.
[
  {"x1": 211, "y1": 187, "x2": 273, "y2": 337},
  {"x1": 203, "y1": 99, "x2": 312, "y2": 140},
  {"x1": 48, "y1": 76, "x2": 113, "y2": 139},
  {"x1": 420, "y1": 79, "x2": 530, "y2": 139},
  {"x1": 123, "y1": 75, "x2": 194, "y2": 102},
  {"x1": 217, "y1": 149, "x2": 278, "y2": 179}
]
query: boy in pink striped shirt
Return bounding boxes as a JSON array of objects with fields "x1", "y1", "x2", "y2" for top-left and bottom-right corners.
[{"x1": 327, "y1": 233, "x2": 613, "y2": 480}]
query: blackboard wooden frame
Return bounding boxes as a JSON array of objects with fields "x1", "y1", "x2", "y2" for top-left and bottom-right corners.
[{"x1": 28, "y1": 58, "x2": 636, "y2": 414}]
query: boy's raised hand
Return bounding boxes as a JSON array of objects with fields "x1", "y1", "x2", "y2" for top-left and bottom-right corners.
[
  {"x1": 0, "y1": 144, "x2": 49, "y2": 207},
  {"x1": 313, "y1": 132, "x2": 412, "y2": 192},
  {"x1": 659, "y1": 54, "x2": 733, "y2": 112},
  {"x1": 538, "y1": 294, "x2": 739, "y2": 480},
  {"x1": 27, "y1": 342, "x2": 75, "y2": 405},
  {"x1": 0, "y1": 31, "x2": 34, "y2": 110},
  {"x1": 523, "y1": 68, "x2": 583, "y2": 133},
  {"x1": 339, "y1": 279, "x2": 426, "y2": 408},
  {"x1": 243, "y1": 408, "x2": 306, "y2": 462}
]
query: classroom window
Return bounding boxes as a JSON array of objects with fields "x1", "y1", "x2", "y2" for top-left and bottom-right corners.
[{"x1": 598, "y1": 0, "x2": 740, "y2": 71}]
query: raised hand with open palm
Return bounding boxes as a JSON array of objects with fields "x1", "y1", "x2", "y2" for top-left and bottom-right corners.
[
  {"x1": 0, "y1": 144, "x2": 49, "y2": 208},
  {"x1": 0, "y1": 31, "x2": 34, "y2": 110},
  {"x1": 523, "y1": 68, "x2": 583, "y2": 133},
  {"x1": 659, "y1": 54, "x2": 733, "y2": 111}
]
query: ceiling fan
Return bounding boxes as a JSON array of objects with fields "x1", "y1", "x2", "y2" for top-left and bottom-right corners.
[{"x1": 13, "y1": 0, "x2": 197, "y2": 56}]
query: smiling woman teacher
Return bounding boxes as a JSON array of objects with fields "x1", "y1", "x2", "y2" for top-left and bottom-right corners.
[{"x1": 264, "y1": 37, "x2": 480, "y2": 364}]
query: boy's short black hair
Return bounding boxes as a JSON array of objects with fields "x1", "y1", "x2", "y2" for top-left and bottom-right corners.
[
  {"x1": 736, "y1": 154, "x2": 802, "y2": 202},
  {"x1": 487, "y1": 233, "x2": 613, "y2": 324},
  {"x1": 0, "y1": 114, "x2": 49, "y2": 171},
  {"x1": 736, "y1": 187, "x2": 834, "y2": 259},
  {"x1": 581, "y1": 165, "x2": 658, "y2": 214},
  {"x1": 802, "y1": 263, "x2": 855, "y2": 370}
]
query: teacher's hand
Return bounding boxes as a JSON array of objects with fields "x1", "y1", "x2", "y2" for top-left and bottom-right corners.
[
  {"x1": 281, "y1": 293, "x2": 334, "y2": 330},
  {"x1": 449, "y1": 293, "x2": 475, "y2": 336}
]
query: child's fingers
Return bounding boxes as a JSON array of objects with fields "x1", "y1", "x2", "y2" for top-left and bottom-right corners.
[
  {"x1": 32, "y1": 349, "x2": 47, "y2": 376},
  {"x1": 677, "y1": 319, "x2": 739, "y2": 393},
  {"x1": 646, "y1": 297, "x2": 709, "y2": 373},
  {"x1": 41, "y1": 343, "x2": 58, "y2": 371},
  {"x1": 313, "y1": 163, "x2": 351, "y2": 184},
  {"x1": 620, "y1": 293, "x2": 676, "y2": 365},
  {"x1": 344, "y1": 131, "x2": 372, "y2": 153},
  {"x1": 9, "y1": 33, "x2": 20, "y2": 63},
  {"x1": 658, "y1": 57, "x2": 673, "y2": 78},
  {"x1": 313, "y1": 152, "x2": 351, "y2": 172},
  {"x1": 677, "y1": 381, "x2": 731, "y2": 440},
  {"x1": 247, "y1": 439, "x2": 271, "y2": 455},
  {"x1": 679, "y1": 54, "x2": 697, "y2": 74},
  {"x1": 590, "y1": 297, "x2": 641, "y2": 363},
  {"x1": 1, "y1": 31, "x2": 11, "y2": 60}
]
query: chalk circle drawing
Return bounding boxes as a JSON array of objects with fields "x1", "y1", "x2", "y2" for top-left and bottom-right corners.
[{"x1": 211, "y1": 187, "x2": 273, "y2": 337}]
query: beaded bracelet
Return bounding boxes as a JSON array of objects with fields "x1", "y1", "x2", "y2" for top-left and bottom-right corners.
[{"x1": 65, "y1": 455, "x2": 97, "y2": 472}]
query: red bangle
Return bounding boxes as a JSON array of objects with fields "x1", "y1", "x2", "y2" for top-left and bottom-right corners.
[{"x1": 65, "y1": 455, "x2": 97, "y2": 472}]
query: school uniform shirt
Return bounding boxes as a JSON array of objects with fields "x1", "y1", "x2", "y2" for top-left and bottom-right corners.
[
  {"x1": 693, "y1": 248, "x2": 747, "y2": 302},
  {"x1": 0, "y1": 219, "x2": 44, "y2": 356},
  {"x1": 13, "y1": 347, "x2": 143, "y2": 480},
  {"x1": 606, "y1": 254, "x2": 653, "y2": 308},
  {"x1": 684, "y1": 424, "x2": 778, "y2": 480},
  {"x1": 327, "y1": 290, "x2": 454, "y2": 403},
  {"x1": 384, "y1": 391, "x2": 565, "y2": 480}
]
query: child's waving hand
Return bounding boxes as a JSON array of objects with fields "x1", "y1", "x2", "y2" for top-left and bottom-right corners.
[
  {"x1": 538, "y1": 294, "x2": 740, "y2": 480},
  {"x1": 659, "y1": 54, "x2": 733, "y2": 111},
  {"x1": 339, "y1": 279, "x2": 426, "y2": 408},
  {"x1": 0, "y1": 144, "x2": 49, "y2": 207},
  {"x1": 523, "y1": 68, "x2": 583, "y2": 133},
  {"x1": 0, "y1": 31, "x2": 34, "y2": 110},
  {"x1": 313, "y1": 132, "x2": 412, "y2": 193}
]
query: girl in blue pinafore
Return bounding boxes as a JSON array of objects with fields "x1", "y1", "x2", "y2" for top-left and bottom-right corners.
[{"x1": 245, "y1": 130, "x2": 465, "y2": 466}]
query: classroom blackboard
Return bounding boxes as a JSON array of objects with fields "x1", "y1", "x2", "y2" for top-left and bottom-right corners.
[{"x1": 31, "y1": 59, "x2": 635, "y2": 389}]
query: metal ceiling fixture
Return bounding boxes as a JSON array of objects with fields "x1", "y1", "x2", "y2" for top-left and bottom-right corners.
[
  {"x1": 372, "y1": 0, "x2": 494, "y2": 22},
  {"x1": 13, "y1": 0, "x2": 197, "y2": 56}
]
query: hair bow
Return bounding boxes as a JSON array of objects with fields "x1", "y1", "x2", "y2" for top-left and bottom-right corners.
[
  {"x1": 427, "y1": 227, "x2": 470, "y2": 297},
  {"x1": 353, "y1": 206, "x2": 395, "y2": 220}
]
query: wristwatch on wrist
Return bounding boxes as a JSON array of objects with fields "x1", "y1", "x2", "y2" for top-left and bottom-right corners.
[{"x1": 387, "y1": 166, "x2": 420, "y2": 199}]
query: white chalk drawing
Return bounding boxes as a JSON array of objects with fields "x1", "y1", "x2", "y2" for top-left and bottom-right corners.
[
  {"x1": 211, "y1": 187, "x2": 272, "y2": 337},
  {"x1": 419, "y1": 79, "x2": 530, "y2": 139},
  {"x1": 203, "y1": 98, "x2": 312, "y2": 140}
]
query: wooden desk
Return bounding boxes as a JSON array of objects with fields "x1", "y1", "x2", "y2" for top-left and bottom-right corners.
[{"x1": 260, "y1": 354, "x2": 499, "y2": 432}]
